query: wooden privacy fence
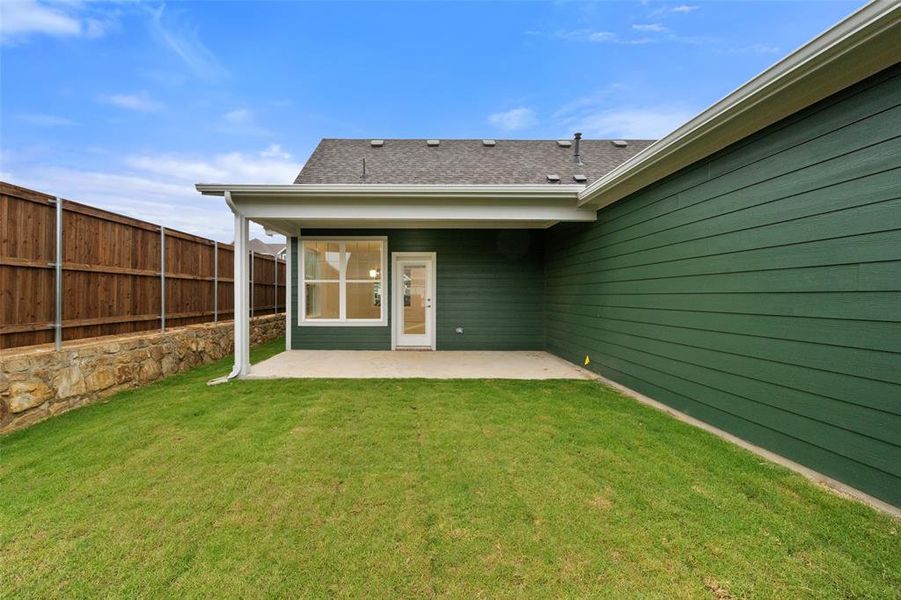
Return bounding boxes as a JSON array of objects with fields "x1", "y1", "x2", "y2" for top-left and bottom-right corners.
[{"x1": 0, "y1": 181, "x2": 286, "y2": 350}]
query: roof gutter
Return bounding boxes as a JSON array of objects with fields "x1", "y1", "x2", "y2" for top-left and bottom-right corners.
[
  {"x1": 577, "y1": 1, "x2": 901, "y2": 209},
  {"x1": 197, "y1": 183, "x2": 584, "y2": 201},
  {"x1": 222, "y1": 190, "x2": 241, "y2": 215}
]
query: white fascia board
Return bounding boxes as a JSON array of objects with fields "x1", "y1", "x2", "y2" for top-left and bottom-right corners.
[
  {"x1": 196, "y1": 183, "x2": 584, "y2": 201},
  {"x1": 196, "y1": 183, "x2": 592, "y2": 227},
  {"x1": 231, "y1": 199, "x2": 596, "y2": 223},
  {"x1": 577, "y1": 1, "x2": 901, "y2": 209}
]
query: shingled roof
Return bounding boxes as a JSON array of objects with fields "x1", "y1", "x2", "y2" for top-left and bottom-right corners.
[{"x1": 294, "y1": 138, "x2": 655, "y2": 185}]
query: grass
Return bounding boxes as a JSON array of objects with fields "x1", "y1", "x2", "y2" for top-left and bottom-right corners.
[{"x1": 2, "y1": 339, "x2": 898, "y2": 598}]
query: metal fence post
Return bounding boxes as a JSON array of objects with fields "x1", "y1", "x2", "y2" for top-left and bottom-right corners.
[
  {"x1": 213, "y1": 240, "x2": 219, "y2": 323},
  {"x1": 274, "y1": 255, "x2": 278, "y2": 313},
  {"x1": 250, "y1": 250, "x2": 255, "y2": 318},
  {"x1": 160, "y1": 226, "x2": 166, "y2": 331},
  {"x1": 53, "y1": 196, "x2": 63, "y2": 350}
]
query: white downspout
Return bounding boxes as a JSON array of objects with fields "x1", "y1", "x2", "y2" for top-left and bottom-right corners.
[{"x1": 211, "y1": 191, "x2": 250, "y2": 384}]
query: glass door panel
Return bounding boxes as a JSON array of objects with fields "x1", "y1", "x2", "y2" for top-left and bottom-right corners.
[
  {"x1": 395, "y1": 257, "x2": 434, "y2": 348},
  {"x1": 403, "y1": 265, "x2": 427, "y2": 334}
]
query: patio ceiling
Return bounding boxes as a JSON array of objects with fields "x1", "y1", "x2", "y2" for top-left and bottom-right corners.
[{"x1": 195, "y1": 183, "x2": 596, "y2": 234}]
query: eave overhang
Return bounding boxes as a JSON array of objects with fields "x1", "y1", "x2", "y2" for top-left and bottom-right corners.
[
  {"x1": 196, "y1": 184, "x2": 593, "y2": 234},
  {"x1": 196, "y1": 183, "x2": 585, "y2": 200}
]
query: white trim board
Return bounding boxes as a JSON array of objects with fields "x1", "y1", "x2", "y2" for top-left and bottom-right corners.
[
  {"x1": 391, "y1": 252, "x2": 437, "y2": 351},
  {"x1": 197, "y1": 183, "x2": 584, "y2": 199}
]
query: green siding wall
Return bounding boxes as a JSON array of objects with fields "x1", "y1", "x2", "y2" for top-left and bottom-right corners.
[
  {"x1": 291, "y1": 229, "x2": 544, "y2": 350},
  {"x1": 544, "y1": 64, "x2": 901, "y2": 506}
]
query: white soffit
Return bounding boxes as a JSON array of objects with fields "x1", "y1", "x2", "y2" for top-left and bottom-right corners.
[{"x1": 197, "y1": 184, "x2": 594, "y2": 233}]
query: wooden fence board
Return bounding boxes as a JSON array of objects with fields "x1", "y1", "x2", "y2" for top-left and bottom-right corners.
[{"x1": 0, "y1": 181, "x2": 286, "y2": 349}]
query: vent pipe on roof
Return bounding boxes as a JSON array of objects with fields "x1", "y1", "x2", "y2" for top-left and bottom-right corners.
[{"x1": 573, "y1": 132, "x2": 583, "y2": 165}]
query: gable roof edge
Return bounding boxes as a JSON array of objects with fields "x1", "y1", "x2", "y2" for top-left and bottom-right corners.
[{"x1": 578, "y1": 1, "x2": 901, "y2": 209}]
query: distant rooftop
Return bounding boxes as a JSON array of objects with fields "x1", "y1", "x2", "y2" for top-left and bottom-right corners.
[
  {"x1": 295, "y1": 138, "x2": 655, "y2": 185},
  {"x1": 240, "y1": 238, "x2": 286, "y2": 256}
]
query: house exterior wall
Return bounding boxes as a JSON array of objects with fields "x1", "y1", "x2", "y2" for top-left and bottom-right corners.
[
  {"x1": 290, "y1": 229, "x2": 544, "y2": 350},
  {"x1": 543, "y1": 64, "x2": 901, "y2": 506}
]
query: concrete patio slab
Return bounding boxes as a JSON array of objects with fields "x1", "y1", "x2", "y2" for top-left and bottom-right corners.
[{"x1": 246, "y1": 350, "x2": 596, "y2": 380}]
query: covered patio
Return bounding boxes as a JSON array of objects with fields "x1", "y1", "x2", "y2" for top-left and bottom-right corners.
[
  {"x1": 196, "y1": 180, "x2": 600, "y2": 379},
  {"x1": 247, "y1": 349, "x2": 596, "y2": 379}
]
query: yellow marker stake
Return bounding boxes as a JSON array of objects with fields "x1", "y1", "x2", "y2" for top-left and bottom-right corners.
[{"x1": 584, "y1": 355, "x2": 590, "y2": 366}]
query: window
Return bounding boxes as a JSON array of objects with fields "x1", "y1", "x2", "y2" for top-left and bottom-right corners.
[{"x1": 301, "y1": 238, "x2": 387, "y2": 325}]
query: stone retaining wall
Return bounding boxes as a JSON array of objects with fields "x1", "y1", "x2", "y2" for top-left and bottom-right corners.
[{"x1": 0, "y1": 315, "x2": 284, "y2": 434}]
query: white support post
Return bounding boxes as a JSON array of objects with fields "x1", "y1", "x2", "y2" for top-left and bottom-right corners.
[
  {"x1": 285, "y1": 235, "x2": 293, "y2": 351},
  {"x1": 233, "y1": 213, "x2": 251, "y2": 377}
]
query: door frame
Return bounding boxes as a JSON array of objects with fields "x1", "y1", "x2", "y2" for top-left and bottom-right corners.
[{"x1": 391, "y1": 252, "x2": 437, "y2": 350}]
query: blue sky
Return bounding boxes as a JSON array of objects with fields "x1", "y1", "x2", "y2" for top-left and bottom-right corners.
[{"x1": 1, "y1": 0, "x2": 863, "y2": 241}]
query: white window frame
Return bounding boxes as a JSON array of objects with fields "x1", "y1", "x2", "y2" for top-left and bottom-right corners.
[{"x1": 299, "y1": 236, "x2": 388, "y2": 327}]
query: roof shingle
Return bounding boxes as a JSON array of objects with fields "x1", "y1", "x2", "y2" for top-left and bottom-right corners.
[{"x1": 294, "y1": 138, "x2": 655, "y2": 185}]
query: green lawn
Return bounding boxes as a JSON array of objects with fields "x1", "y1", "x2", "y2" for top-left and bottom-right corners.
[{"x1": 2, "y1": 340, "x2": 898, "y2": 598}]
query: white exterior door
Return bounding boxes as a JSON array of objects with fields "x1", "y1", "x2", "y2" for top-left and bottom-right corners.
[{"x1": 393, "y1": 253, "x2": 436, "y2": 349}]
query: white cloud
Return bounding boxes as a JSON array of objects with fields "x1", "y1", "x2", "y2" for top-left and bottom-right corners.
[
  {"x1": 123, "y1": 156, "x2": 226, "y2": 183},
  {"x1": 725, "y1": 43, "x2": 781, "y2": 55},
  {"x1": 560, "y1": 106, "x2": 694, "y2": 139},
  {"x1": 3, "y1": 146, "x2": 300, "y2": 241},
  {"x1": 651, "y1": 4, "x2": 700, "y2": 17},
  {"x1": 260, "y1": 144, "x2": 291, "y2": 160},
  {"x1": 541, "y1": 29, "x2": 660, "y2": 45},
  {"x1": 148, "y1": 4, "x2": 227, "y2": 81},
  {"x1": 102, "y1": 93, "x2": 163, "y2": 112},
  {"x1": 0, "y1": 0, "x2": 116, "y2": 45},
  {"x1": 580, "y1": 31, "x2": 617, "y2": 43},
  {"x1": 632, "y1": 23, "x2": 668, "y2": 33},
  {"x1": 124, "y1": 146, "x2": 300, "y2": 184},
  {"x1": 488, "y1": 107, "x2": 537, "y2": 132},
  {"x1": 215, "y1": 107, "x2": 272, "y2": 137},
  {"x1": 6, "y1": 166, "x2": 230, "y2": 238},
  {"x1": 545, "y1": 29, "x2": 616, "y2": 43},
  {"x1": 555, "y1": 87, "x2": 694, "y2": 138},
  {"x1": 553, "y1": 85, "x2": 623, "y2": 118},
  {"x1": 1, "y1": 0, "x2": 80, "y2": 43},
  {"x1": 224, "y1": 108, "x2": 251, "y2": 123},
  {"x1": 83, "y1": 17, "x2": 110, "y2": 39},
  {"x1": 15, "y1": 113, "x2": 79, "y2": 127}
]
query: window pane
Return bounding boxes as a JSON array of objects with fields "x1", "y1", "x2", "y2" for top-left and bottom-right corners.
[
  {"x1": 305, "y1": 282, "x2": 339, "y2": 319},
  {"x1": 304, "y1": 242, "x2": 341, "y2": 280},
  {"x1": 345, "y1": 241, "x2": 382, "y2": 280},
  {"x1": 346, "y1": 282, "x2": 381, "y2": 319},
  {"x1": 403, "y1": 265, "x2": 426, "y2": 334}
]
